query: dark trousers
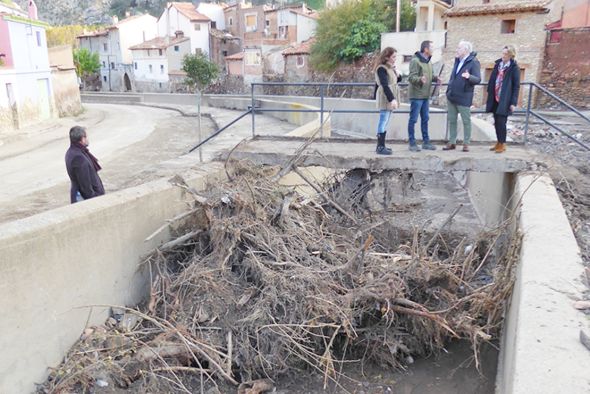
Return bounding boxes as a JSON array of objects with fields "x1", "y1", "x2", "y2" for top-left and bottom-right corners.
[{"x1": 492, "y1": 101, "x2": 508, "y2": 143}]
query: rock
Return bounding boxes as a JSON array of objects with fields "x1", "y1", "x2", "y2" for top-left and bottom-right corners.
[
  {"x1": 118, "y1": 313, "x2": 141, "y2": 332},
  {"x1": 111, "y1": 307, "x2": 125, "y2": 322},
  {"x1": 105, "y1": 317, "x2": 118, "y2": 328},
  {"x1": 80, "y1": 328, "x2": 94, "y2": 341},
  {"x1": 406, "y1": 355, "x2": 414, "y2": 364},
  {"x1": 573, "y1": 300, "x2": 590, "y2": 310},
  {"x1": 95, "y1": 378, "x2": 109, "y2": 388}
]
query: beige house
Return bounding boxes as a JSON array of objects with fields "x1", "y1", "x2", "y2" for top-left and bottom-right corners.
[
  {"x1": 282, "y1": 38, "x2": 314, "y2": 82},
  {"x1": 47, "y1": 45, "x2": 82, "y2": 117},
  {"x1": 443, "y1": 0, "x2": 565, "y2": 106}
]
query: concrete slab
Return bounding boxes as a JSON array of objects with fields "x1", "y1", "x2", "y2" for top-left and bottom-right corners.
[{"x1": 227, "y1": 136, "x2": 541, "y2": 173}]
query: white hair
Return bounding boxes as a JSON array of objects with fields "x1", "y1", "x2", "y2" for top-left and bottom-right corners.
[{"x1": 458, "y1": 40, "x2": 473, "y2": 54}]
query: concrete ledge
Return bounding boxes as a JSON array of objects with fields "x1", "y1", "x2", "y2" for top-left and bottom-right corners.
[
  {"x1": 228, "y1": 136, "x2": 534, "y2": 173},
  {"x1": 0, "y1": 163, "x2": 226, "y2": 394},
  {"x1": 497, "y1": 173, "x2": 589, "y2": 394}
]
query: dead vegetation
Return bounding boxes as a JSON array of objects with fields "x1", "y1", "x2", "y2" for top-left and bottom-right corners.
[{"x1": 38, "y1": 162, "x2": 520, "y2": 394}]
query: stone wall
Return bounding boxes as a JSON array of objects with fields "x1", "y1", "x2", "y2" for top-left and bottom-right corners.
[
  {"x1": 539, "y1": 27, "x2": 590, "y2": 109},
  {"x1": 51, "y1": 69, "x2": 82, "y2": 117}
]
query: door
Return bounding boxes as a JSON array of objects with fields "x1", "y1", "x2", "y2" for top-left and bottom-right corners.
[
  {"x1": 5, "y1": 83, "x2": 18, "y2": 128},
  {"x1": 37, "y1": 79, "x2": 51, "y2": 120},
  {"x1": 124, "y1": 73, "x2": 131, "y2": 91}
]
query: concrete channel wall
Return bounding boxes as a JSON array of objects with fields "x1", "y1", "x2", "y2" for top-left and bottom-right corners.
[
  {"x1": 0, "y1": 164, "x2": 225, "y2": 394},
  {"x1": 496, "y1": 173, "x2": 589, "y2": 394},
  {"x1": 82, "y1": 92, "x2": 495, "y2": 142}
]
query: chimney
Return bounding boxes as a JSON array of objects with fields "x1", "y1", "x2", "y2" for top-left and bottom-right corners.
[
  {"x1": 28, "y1": 0, "x2": 38, "y2": 20},
  {"x1": 175, "y1": 30, "x2": 184, "y2": 38},
  {"x1": 112, "y1": 15, "x2": 119, "y2": 24}
]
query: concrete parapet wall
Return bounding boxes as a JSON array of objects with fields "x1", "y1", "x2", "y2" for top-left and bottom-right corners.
[
  {"x1": 0, "y1": 164, "x2": 226, "y2": 394},
  {"x1": 497, "y1": 173, "x2": 589, "y2": 394}
]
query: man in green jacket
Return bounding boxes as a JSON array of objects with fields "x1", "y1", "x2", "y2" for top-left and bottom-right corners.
[{"x1": 407, "y1": 40, "x2": 441, "y2": 151}]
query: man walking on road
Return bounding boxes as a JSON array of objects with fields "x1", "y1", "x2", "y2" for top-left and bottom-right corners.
[
  {"x1": 65, "y1": 126, "x2": 105, "y2": 203},
  {"x1": 407, "y1": 40, "x2": 441, "y2": 152},
  {"x1": 443, "y1": 40, "x2": 481, "y2": 152}
]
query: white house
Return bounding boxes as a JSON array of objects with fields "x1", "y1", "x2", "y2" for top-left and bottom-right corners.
[
  {"x1": 276, "y1": 6, "x2": 318, "y2": 44},
  {"x1": 0, "y1": 3, "x2": 54, "y2": 132},
  {"x1": 130, "y1": 33, "x2": 191, "y2": 92},
  {"x1": 77, "y1": 14, "x2": 157, "y2": 91},
  {"x1": 197, "y1": 2, "x2": 226, "y2": 30},
  {"x1": 157, "y1": 2, "x2": 211, "y2": 57}
]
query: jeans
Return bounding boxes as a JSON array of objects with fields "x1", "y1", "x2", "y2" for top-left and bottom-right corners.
[
  {"x1": 377, "y1": 110, "x2": 392, "y2": 135},
  {"x1": 447, "y1": 101, "x2": 472, "y2": 144},
  {"x1": 408, "y1": 99, "x2": 430, "y2": 145}
]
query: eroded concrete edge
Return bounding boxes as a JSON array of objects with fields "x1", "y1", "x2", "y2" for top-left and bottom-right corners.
[{"x1": 497, "y1": 173, "x2": 589, "y2": 394}]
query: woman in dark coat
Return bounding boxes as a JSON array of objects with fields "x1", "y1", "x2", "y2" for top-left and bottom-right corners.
[{"x1": 486, "y1": 45, "x2": 520, "y2": 153}]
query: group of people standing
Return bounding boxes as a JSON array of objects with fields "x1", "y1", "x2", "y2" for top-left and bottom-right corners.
[{"x1": 374, "y1": 40, "x2": 520, "y2": 155}]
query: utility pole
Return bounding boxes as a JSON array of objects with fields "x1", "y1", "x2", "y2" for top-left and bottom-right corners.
[{"x1": 396, "y1": 0, "x2": 401, "y2": 33}]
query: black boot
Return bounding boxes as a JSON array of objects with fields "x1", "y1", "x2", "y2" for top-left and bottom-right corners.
[{"x1": 376, "y1": 133, "x2": 392, "y2": 155}]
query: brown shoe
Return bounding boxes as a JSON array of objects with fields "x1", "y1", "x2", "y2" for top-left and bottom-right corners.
[
  {"x1": 495, "y1": 143, "x2": 506, "y2": 153},
  {"x1": 442, "y1": 143, "x2": 456, "y2": 151},
  {"x1": 489, "y1": 143, "x2": 499, "y2": 151},
  {"x1": 462, "y1": 144, "x2": 469, "y2": 152}
]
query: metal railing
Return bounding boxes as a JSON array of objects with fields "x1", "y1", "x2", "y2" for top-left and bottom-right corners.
[{"x1": 191, "y1": 80, "x2": 590, "y2": 153}]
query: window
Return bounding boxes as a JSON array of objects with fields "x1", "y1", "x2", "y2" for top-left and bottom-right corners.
[
  {"x1": 222, "y1": 50, "x2": 228, "y2": 56},
  {"x1": 174, "y1": 45, "x2": 180, "y2": 52},
  {"x1": 102, "y1": 61, "x2": 106, "y2": 67},
  {"x1": 158, "y1": 49, "x2": 163, "y2": 56},
  {"x1": 245, "y1": 50, "x2": 261, "y2": 66},
  {"x1": 159, "y1": 82, "x2": 162, "y2": 89},
  {"x1": 149, "y1": 64, "x2": 153, "y2": 73},
  {"x1": 147, "y1": 50, "x2": 150, "y2": 56},
  {"x1": 103, "y1": 76, "x2": 107, "y2": 82},
  {"x1": 211, "y1": 21, "x2": 217, "y2": 29},
  {"x1": 403, "y1": 55, "x2": 413, "y2": 63},
  {"x1": 194, "y1": 23, "x2": 201, "y2": 31},
  {"x1": 160, "y1": 64, "x2": 164, "y2": 74},
  {"x1": 103, "y1": 43, "x2": 108, "y2": 51},
  {"x1": 229, "y1": 17, "x2": 233, "y2": 26},
  {"x1": 245, "y1": 14, "x2": 257, "y2": 32},
  {"x1": 296, "y1": 55, "x2": 304, "y2": 67},
  {"x1": 195, "y1": 48, "x2": 203, "y2": 55},
  {"x1": 501, "y1": 19, "x2": 516, "y2": 34},
  {"x1": 35, "y1": 31, "x2": 41, "y2": 47},
  {"x1": 134, "y1": 62, "x2": 137, "y2": 70},
  {"x1": 266, "y1": 19, "x2": 270, "y2": 26},
  {"x1": 110, "y1": 62, "x2": 115, "y2": 69},
  {"x1": 483, "y1": 0, "x2": 490, "y2": 3}
]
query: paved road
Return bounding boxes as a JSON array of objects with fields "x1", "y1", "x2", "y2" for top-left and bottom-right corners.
[{"x1": 0, "y1": 104, "x2": 176, "y2": 203}]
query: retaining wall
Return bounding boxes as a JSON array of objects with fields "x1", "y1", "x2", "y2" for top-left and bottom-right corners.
[{"x1": 0, "y1": 163, "x2": 225, "y2": 394}]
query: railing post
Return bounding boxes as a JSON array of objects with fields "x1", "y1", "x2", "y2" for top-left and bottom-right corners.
[
  {"x1": 320, "y1": 85, "x2": 325, "y2": 138},
  {"x1": 251, "y1": 83, "x2": 256, "y2": 138},
  {"x1": 524, "y1": 83, "x2": 533, "y2": 145}
]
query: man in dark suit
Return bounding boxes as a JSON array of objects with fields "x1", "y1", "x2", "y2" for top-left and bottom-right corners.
[{"x1": 65, "y1": 126, "x2": 105, "y2": 203}]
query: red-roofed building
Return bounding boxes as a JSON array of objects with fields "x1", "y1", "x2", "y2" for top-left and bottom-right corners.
[
  {"x1": 282, "y1": 38, "x2": 314, "y2": 81},
  {"x1": 157, "y1": 2, "x2": 212, "y2": 57},
  {"x1": 77, "y1": 14, "x2": 158, "y2": 91},
  {"x1": 129, "y1": 32, "x2": 192, "y2": 92}
]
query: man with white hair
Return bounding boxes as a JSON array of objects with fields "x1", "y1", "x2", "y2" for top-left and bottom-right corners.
[{"x1": 443, "y1": 40, "x2": 481, "y2": 152}]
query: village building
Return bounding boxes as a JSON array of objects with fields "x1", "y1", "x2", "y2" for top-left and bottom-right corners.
[
  {"x1": 0, "y1": 1, "x2": 54, "y2": 132},
  {"x1": 225, "y1": 46, "x2": 263, "y2": 84},
  {"x1": 209, "y1": 28, "x2": 242, "y2": 73},
  {"x1": 443, "y1": 0, "x2": 565, "y2": 106},
  {"x1": 282, "y1": 38, "x2": 314, "y2": 82},
  {"x1": 77, "y1": 14, "x2": 158, "y2": 92},
  {"x1": 157, "y1": 2, "x2": 211, "y2": 57},
  {"x1": 129, "y1": 33, "x2": 192, "y2": 93},
  {"x1": 540, "y1": 0, "x2": 590, "y2": 108}
]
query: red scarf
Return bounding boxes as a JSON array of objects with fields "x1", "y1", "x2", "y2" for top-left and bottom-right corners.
[
  {"x1": 74, "y1": 142, "x2": 102, "y2": 171},
  {"x1": 494, "y1": 61, "x2": 510, "y2": 102}
]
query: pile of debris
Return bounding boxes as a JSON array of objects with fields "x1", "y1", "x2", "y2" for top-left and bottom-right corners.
[{"x1": 39, "y1": 163, "x2": 520, "y2": 393}]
